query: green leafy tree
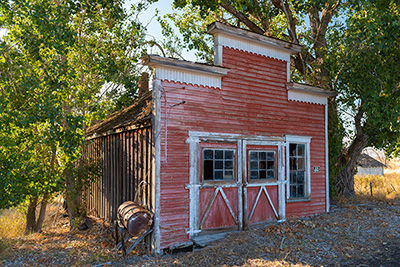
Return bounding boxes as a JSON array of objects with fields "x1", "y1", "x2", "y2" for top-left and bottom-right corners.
[
  {"x1": 328, "y1": 0, "x2": 400, "y2": 195},
  {"x1": 0, "y1": 0, "x2": 148, "y2": 232},
  {"x1": 156, "y1": 0, "x2": 400, "y2": 196}
]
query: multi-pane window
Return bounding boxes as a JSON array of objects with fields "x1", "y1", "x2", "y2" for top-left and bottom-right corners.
[
  {"x1": 289, "y1": 144, "x2": 306, "y2": 198},
  {"x1": 249, "y1": 151, "x2": 275, "y2": 180},
  {"x1": 203, "y1": 149, "x2": 235, "y2": 181}
]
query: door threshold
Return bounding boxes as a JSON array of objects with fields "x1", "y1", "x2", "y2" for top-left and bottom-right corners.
[{"x1": 192, "y1": 230, "x2": 238, "y2": 248}]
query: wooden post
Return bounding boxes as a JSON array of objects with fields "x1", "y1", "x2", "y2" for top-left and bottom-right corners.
[{"x1": 370, "y1": 182, "x2": 373, "y2": 197}]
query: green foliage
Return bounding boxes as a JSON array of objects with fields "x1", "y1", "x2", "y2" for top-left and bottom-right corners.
[
  {"x1": 328, "y1": 0, "x2": 400, "y2": 154},
  {"x1": 158, "y1": 0, "x2": 400, "y2": 195},
  {"x1": 0, "y1": 0, "x2": 149, "y2": 211},
  {"x1": 158, "y1": 4, "x2": 215, "y2": 62}
]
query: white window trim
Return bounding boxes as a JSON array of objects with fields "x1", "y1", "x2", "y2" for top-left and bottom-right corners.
[{"x1": 286, "y1": 135, "x2": 311, "y2": 201}]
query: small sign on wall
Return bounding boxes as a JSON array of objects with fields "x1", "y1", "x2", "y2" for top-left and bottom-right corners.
[{"x1": 313, "y1": 166, "x2": 320, "y2": 173}]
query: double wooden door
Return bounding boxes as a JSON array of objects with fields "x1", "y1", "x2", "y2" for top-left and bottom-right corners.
[{"x1": 196, "y1": 141, "x2": 285, "y2": 233}]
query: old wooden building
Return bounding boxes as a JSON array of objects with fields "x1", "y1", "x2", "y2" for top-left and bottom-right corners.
[{"x1": 86, "y1": 22, "x2": 335, "y2": 253}]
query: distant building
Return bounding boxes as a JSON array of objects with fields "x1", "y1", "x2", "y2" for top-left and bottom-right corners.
[{"x1": 357, "y1": 154, "x2": 386, "y2": 176}]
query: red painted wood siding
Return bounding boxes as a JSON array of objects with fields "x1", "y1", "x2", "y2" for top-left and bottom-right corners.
[{"x1": 158, "y1": 47, "x2": 326, "y2": 248}]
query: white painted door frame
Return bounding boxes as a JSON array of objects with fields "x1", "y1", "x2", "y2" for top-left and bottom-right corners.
[{"x1": 186, "y1": 132, "x2": 286, "y2": 238}]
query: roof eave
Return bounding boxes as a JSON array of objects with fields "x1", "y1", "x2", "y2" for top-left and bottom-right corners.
[
  {"x1": 287, "y1": 82, "x2": 337, "y2": 97},
  {"x1": 141, "y1": 54, "x2": 230, "y2": 77},
  {"x1": 207, "y1": 22, "x2": 303, "y2": 55}
]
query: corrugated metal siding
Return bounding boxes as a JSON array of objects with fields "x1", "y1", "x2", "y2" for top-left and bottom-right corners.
[
  {"x1": 157, "y1": 47, "x2": 326, "y2": 248},
  {"x1": 85, "y1": 126, "x2": 153, "y2": 223}
]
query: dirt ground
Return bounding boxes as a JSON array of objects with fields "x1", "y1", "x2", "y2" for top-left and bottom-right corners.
[{"x1": 1, "y1": 198, "x2": 400, "y2": 267}]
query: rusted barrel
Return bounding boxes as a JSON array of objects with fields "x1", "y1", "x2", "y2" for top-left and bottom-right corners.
[{"x1": 117, "y1": 201, "x2": 153, "y2": 237}]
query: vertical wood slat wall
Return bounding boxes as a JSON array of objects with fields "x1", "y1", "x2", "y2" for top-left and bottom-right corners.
[{"x1": 85, "y1": 126, "x2": 153, "y2": 224}]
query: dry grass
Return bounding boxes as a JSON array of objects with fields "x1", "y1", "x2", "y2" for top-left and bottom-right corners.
[
  {"x1": 355, "y1": 173, "x2": 400, "y2": 201},
  {"x1": 0, "y1": 208, "x2": 25, "y2": 239}
]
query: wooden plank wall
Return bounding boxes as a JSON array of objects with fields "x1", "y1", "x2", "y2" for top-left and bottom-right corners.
[
  {"x1": 157, "y1": 47, "x2": 326, "y2": 249},
  {"x1": 84, "y1": 126, "x2": 153, "y2": 223}
]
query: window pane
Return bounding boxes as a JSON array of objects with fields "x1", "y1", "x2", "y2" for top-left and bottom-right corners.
[
  {"x1": 215, "y1": 160, "x2": 223, "y2": 169},
  {"x1": 203, "y1": 149, "x2": 235, "y2": 181},
  {"x1": 204, "y1": 149, "x2": 213, "y2": 159},
  {"x1": 267, "y1": 161, "x2": 274, "y2": 169},
  {"x1": 214, "y1": 170, "x2": 223, "y2": 180},
  {"x1": 259, "y1": 161, "x2": 266, "y2": 170},
  {"x1": 225, "y1": 160, "x2": 233, "y2": 169},
  {"x1": 298, "y1": 158, "x2": 305, "y2": 170},
  {"x1": 289, "y1": 143, "x2": 307, "y2": 198},
  {"x1": 249, "y1": 150, "x2": 276, "y2": 180},
  {"x1": 290, "y1": 159, "x2": 297, "y2": 170},
  {"x1": 225, "y1": 150, "x2": 233, "y2": 159},
  {"x1": 290, "y1": 185, "x2": 297, "y2": 198},
  {"x1": 215, "y1": 150, "x2": 223, "y2": 159},
  {"x1": 297, "y1": 171, "x2": 304, "y2": 184},
  {"x1": 289, "y1": 144, "x2": 296, "y2": 156},
  {"x1": 298, "y1": 144, "x2": 305, "y2": 157},
  {"x1": 290, "y1": 172, "x2": 296, "y2": 184},
  {"x1": 250, "y1": 171, "x2": 258, "y2": 179},
  {"x1": 204, "y1": 160, "x2": 214, "y2": 180},
  {"x1": 224, "y1": 171, "x2": 233, "y2": 179},
  {"x1": 298, "y1": 185, "x2": 304, "y2": 197},
  {"x1": 250, "y1": 161, "x2": 258, "y2": 170}
]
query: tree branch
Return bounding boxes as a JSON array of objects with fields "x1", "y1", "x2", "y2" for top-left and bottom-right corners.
[
  {"x1": 270, "y1": 0, "x2": 299, "y2": 43},
  {"x1": 220, "y1": 0, "x2": 265, "y2": 35}
]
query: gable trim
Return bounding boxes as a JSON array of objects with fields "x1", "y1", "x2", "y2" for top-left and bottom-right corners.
[
  {"x1": 142, "y1": 55, "x2": 229, "y2": 89},
  {"x1": 287, "y1": 82, "x2": 336, "y2": 105}
]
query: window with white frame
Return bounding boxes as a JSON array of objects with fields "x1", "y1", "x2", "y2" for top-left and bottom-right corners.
[
  {"x1": 249, "y1": 151, "x2": 276, "y2": 180},
  {"x1": 203, "y1": 149, "x2": 235, "y2": 181},
  {"x1": 287, "y1": 136, "x2": 311, "y2": 200}
]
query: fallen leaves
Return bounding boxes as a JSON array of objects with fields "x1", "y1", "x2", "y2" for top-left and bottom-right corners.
[{"x1": 2, "y1": 199, "x2": 400, "y2": 266}]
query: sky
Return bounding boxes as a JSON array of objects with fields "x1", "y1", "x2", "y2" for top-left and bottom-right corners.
[{"x1": 129, "y1": 0, "x2": 197, "y2": 61}]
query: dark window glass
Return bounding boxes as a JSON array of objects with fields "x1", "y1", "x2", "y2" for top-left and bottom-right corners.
[
  {"x1": 289, "y1": 143, "x2": 306, "y2": 198},
  {"x1": 249, "y1": 151, "x2": 276, "y2": 180},
  {"x1": 225, "y1": 150, "x2": 233, "y2": 159},
  {"x1": 203, "y1": 149, "x2": 235, "y2": 181},
  {"x1": 204, "y1": 160, "x2": 214, "y2": 180}
]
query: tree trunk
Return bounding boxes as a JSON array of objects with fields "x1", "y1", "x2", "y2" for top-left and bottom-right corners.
[
  {"x1": 34, "y1": 193, "x2": 49, "y2": 232},
  {"x1": 335, "y1": 109, "x2": 368, "y2": 196},
  {"x1": 66, "y1": 172, "x2": 82, "y2": 229},
  {"x1": 25, "y1": 197, "x2": 38, "y2": 234}
]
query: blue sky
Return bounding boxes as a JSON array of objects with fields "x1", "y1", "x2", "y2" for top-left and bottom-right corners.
[{"x1": 132, "y1": 0, "x2": 197, "y2": 61}]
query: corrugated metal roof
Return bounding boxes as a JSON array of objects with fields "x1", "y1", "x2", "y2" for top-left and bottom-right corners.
[
  {"x1": 86, "y1": 90, "x2": 152, "y2": 137},
  {"x1": 357, "y1": 154, "x2": 386, "y2": 168}
]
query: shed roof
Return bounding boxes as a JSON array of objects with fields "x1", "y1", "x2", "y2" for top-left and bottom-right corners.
[
  {"x1": 86, "y1": 90, "x2": 152, "y2": 138},
  {"x1": 357, "y1": 154, "x2": 386, "y2": 168}
]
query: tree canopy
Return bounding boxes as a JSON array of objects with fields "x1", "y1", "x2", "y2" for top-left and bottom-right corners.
[
  {"x1": 157, "y1": 0, "x2": 400, "y2": 195},
  {"x1": 0, "y1": 0, "x2": 149, "y2": 231}
]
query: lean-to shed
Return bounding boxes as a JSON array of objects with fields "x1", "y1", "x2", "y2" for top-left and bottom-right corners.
[{"x1": 86, "y1": 22, "x2": 336, "y2": 253}]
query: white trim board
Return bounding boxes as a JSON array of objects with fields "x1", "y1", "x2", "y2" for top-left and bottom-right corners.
[
  {"x1": 287, "y1": 82, "x2": 336, "y2": 106},
  {"x1": 208, "y1": 22, "x2": 302, "y2": 64},
  {"x1": 142, "y1": 55, "x2": 229, "y2": 90},
  {"x1": 214, "y1": 33, "x2": 291, "y2": 63}
]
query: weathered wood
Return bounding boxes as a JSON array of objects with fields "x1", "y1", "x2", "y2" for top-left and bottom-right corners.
[{"x1": 85, "y1": 126, "x2": 152, "y2": 223}]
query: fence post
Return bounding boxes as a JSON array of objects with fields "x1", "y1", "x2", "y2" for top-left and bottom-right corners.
[{"x1": 370, "y1": 182, "x2": 373, "y2": 197}]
